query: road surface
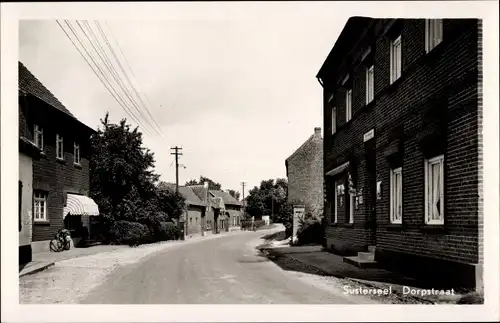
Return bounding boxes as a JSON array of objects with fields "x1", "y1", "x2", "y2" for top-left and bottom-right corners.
[{"x1": 80, "y1": 229, "x2": 355, "y2": 304}]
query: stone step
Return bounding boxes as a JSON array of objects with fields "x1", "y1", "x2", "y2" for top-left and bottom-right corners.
[
  {"x1": 343, "y1": 256, "x2": 379, "y2": 269},
  {"x1": 357, "y1": 251, "x2": 375, "y2": 261},
  {"x1": 367, "y1": 245, "x2": 377, "y2": 253}
]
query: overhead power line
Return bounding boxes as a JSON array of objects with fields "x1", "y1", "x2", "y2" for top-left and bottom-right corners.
[
  {"x1": 56, "y1": 20, "x2": 162, "y2": 138},
  {"x1": 96, "y1": 21, "x2": 163, "y2": 136},
  {"x1": 56, "y1": 20, "x2": 156, "y2": 137},
  {"x1": 76, "y1": 20, "x2": 161, "y2": 137},
  {"x1": 103, "y1": 21, "x2": 164, "y2": 133}
]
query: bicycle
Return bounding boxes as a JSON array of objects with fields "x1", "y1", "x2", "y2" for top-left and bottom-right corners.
[{"x1": 49, "y1": 228, "x2": 72, "y2": 252}]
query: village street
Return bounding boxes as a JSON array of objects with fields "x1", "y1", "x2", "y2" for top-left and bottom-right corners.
[{"x1": 20, "y1": 227, "x2": 374, "y2": 304}]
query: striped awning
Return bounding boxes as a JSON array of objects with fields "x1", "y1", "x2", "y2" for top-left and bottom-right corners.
[{"x1": 63, "y1": 194, "x2": 99, "y2": 218}]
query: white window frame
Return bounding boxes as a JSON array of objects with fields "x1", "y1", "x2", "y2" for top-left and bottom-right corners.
[
  {"x1": 366, "y1": 65, "x2": 374, "y2": 104},
  {"x1": 390, "y1": 35, "x2": 402, "y2": 84},
  {"x1": 425, "y1": 19, "x2": 443, "y2": 53},
  {"x1": 74, "y1": 142, "x2": 81, "y2": 165},
  {"x1": 390, "y1": 167, "x2": 403, "y2": 224},
  {"x1": 331, "y1": 106, "x2": 336, "y2": 134},
  {"x1": 424, "y1": 155, "x2": 445, "y2": 225},
  {"x1": 33, "y1": 191, "x2": 48, "y2": 222},
  {"x1": 56, "y1": 134, "x2": 64, "y2": 160},
  {"x1": 345, "y1": 89, "x2": 352, "y2": 122},
  {"x1": 34, "y1": 124, "x2": 44, "y2": 150}
]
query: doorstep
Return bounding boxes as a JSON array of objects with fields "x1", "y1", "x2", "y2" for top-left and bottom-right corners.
[{"x1": 19, "y1": 261, "x2": 55, "y2": 277}]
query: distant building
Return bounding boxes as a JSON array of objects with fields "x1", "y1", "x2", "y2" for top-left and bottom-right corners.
[
  {"x1": 317, "y1": 18, "x2": 482, "y2": 289},
  {"x1": 285, "y1": 127, "x2": 324, "y2": 218},
  {"x1": 163, "y1": 183, "x2": 208, "y2": 236},
  {"x1": 188, "y1": 184, "x2": 243, "y2": 234},
  {"x1": 18, "y1": 62, "x2": 99, "y2": 258}
]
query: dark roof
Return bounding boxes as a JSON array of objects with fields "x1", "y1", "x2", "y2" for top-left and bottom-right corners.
[
  {"x1": 316, "y1": 17, "x2": 373, "y2": 81},
  {"x1": 162, "y1": 183, "x2": 205, "y2": 207},
  {"x1": 285, "y1": 130, "x2": 322, "y2": 163},
  {"x1": 18, "y1": 62, "x2": 76, "y2": 118},
  {"x1": 209, "y1": 190, "x2": 242, "y2": 206},
  {"x1": 187, "y1": 185, "x2": 208, "y2": 203}
]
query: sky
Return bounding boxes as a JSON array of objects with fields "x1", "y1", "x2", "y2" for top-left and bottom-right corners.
[{"x1": 18, "y1": 5, "x2": 348, "y2": 194}]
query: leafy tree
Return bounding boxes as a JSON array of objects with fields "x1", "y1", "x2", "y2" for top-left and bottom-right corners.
[
  {"x1": 89, "y1": 113, "x2": 186, "y2": 231},
  {"x1": 228, "y1": 189, "x2": 240, "y2": 200},
  {"x1": 185, "y1": 176, "x2": 222, "y2": 190},
  {"x1": 245, "y1": 178, "x2": 288, "y2": 221}
]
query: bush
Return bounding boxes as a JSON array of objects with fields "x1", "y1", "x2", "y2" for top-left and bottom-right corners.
[
  {"x1": 296, "y1": 218, "x2": 324, "y2": 246},
  {"x1": 158, "y1": 222, "x2": 180, "y2": 241},
  {"x1": 108, "y1": 220, "x2": 150, "y2": 246}
]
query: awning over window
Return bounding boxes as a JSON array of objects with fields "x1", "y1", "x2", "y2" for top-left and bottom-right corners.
[
  {"x1": 326, "y1": 161, "x2": 350, "y2": 177},
  {"x1": 63, "y1": 194, "x2": 99, "y2": 218}
]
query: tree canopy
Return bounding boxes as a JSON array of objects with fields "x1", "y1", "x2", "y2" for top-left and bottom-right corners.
[
  {"x1": 227, "y1": 189, "x2": 241, "y2": 200},
  {"x1": 90, "y1": 112, "x2": 186, "y2": 226},
  {"x1": 245, "y1": 178, "x2": 288, "y2": 221},
  {"x1": 185, "y1": 176, "x2": 222, "y2": 191}
]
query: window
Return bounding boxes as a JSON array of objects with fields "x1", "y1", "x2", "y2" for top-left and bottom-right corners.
[
  {"x1": 19, "y1": 181, "x2": 23, "y2": 232},
  {"x1": 366, "y1": 65, "x2": 374, "y2": 104},
  {"x1": 331, "y1": 107, "x2": 337, "y2": 134},
  {"x1": 345, "y1": 89, "x2": 352, "y2": 122},
  {"x1": 33, "y1": 191, "x2": 48, "y2": 222},
  {"x1": 390, "y1": 35, "x2": 402, "y2": 84},
  {"x1": 34, "y1": 125, "x2": 44, "y2": 150},
  {"x1": 332, "y1": 180, "x2": 341, "y2": 223},
  {"x1": 425, "y1": 19, "x2": 443, "y2": 52},
  {"x1": 56, "y1": 134, "x2": 64, "y2": 159},
  {"x1": 74, "y1": 142, "x2": 80, "y2": 165},
  {"x1": 424, "y1": 155, "x2": 445, "y2": 224},
  {"x1": 390, "y1": 167, "x2": 403, "y2": 224}
]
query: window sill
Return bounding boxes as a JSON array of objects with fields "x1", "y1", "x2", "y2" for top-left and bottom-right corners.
[
  {"x1": 420, "y1": 224, "x2": 447, "y2": 234},
  {"x1": 34, "y1": 221, "x2": 50, "y2": 226},
  {"x1": 386, "y1": 76, "x2": 404, "y2": 94},
  {"x1": 73, "y1": 163, "x2": 82, "y2": 169},
  {"x1": 39, "y1": 151, "x2": 47, "y2": 158},
  {"x1": 56, "y1": 158, "x2": 66, "y2": 164},
  {"x1": 344, "y1": 222, "x2": 354, "y2": 228}
]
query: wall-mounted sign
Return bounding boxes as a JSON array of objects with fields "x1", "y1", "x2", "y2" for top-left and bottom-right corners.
[{"x1": 363, "y1": 129, "x2": 375, "y2": 142}]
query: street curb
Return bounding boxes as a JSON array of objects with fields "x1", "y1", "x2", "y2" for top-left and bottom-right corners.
[
  {"x1": 19, "y1": 262, "x2": 55, "y2": 278},
  {"x1": 266, "y1": 251, "x2": 438, "y2": 305}
]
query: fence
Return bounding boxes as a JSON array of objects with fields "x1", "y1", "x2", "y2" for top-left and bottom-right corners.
[{"x1": 240, "y1": 220, "x2": 267, "y2": 231}]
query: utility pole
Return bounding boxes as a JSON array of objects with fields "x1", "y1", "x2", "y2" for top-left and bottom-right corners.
[
  {"x1": 170, "y1": 146, "x2": 183, "y2": 193},
  {"x1": 241, "y1": 181, "x2": 247, "y2": 226}
]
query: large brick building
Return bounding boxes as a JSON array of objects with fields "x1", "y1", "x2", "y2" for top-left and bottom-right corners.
[
  {"x1": 317, "y1": 18, "x2": 482, "y2": 289},
  {"x1": 19, "y1": 62, "x2": 99, "y2": 255},
  {"x1": 285, "y1": 127, "x2": 324, "y2": 218}
]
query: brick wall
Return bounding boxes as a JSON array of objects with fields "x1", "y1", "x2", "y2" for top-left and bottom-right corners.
[
  {"x1": 287, "y1": 129, "x2": 324, "y2": 218},
  {"x1": 21, "y1": 97, "x2": 93, "y2": 242},
  {"x1": 323, "y1": 19, "x2": 481, "y2": 265}
]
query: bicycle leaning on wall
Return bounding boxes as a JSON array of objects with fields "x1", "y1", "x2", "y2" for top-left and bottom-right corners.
[{"x1": 49, "y1": 228, "x2": 72, "y2": 252}]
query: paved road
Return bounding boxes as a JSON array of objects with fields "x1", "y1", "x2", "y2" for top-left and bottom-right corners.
[{"x1": 80, "y1": 229, "x2": 354, "y2": 304}]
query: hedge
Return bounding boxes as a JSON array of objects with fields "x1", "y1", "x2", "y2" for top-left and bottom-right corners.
[{"x1": 108, "y1": 220, "x2": 180, "y2": 246}]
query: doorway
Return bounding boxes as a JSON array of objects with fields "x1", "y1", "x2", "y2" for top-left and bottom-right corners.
[{"x1": 366, "y1": 143, "x2": 377, "y2": 246}]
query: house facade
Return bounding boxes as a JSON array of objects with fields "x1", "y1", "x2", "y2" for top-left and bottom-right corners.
[
  {"x1": 19, "y1": 62, "x2": 100, "y2": 254},
  {"x1": 188, "y1": 184, "x2": 243, "y2": 234},
  {"x1": 317, "y1": 18, "x2": 482, "y2": 289},
  {"x1": 285, "y1": 127, "x2": 324, "y2": 219}
]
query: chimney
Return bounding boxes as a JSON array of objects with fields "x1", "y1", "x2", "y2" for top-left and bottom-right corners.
[{"x1": 314, "y1": 127, "x2": 322, "y2": 137}]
